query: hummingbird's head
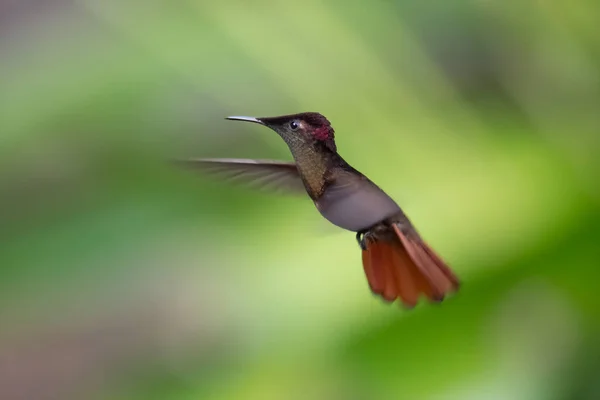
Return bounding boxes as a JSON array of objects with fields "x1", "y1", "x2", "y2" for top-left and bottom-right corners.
[{"x1": 226, "y1": 112, "x2": 336, "y2": 151}]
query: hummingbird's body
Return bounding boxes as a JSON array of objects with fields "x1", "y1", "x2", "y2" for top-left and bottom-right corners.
[{"x1": 178, "y1": 112, "x2": 459, "y2": 307}]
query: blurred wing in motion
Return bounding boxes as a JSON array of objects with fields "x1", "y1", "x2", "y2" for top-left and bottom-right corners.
[{"x1": 174, "y1": 158, "x2": 307, "y2": 194}]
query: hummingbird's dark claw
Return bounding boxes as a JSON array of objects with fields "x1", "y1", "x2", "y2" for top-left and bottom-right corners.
[{"x1": 356, "y1": 231, "x2": 368, "y2": 251}]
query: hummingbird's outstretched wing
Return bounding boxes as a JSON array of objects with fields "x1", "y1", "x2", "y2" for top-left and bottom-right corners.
[{"x1": 174, "y1": 158, "x2": 306, "y2": 194}]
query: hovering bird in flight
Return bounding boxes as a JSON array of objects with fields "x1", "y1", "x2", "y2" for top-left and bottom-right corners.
[{"x1": 176, "y1": 113, "x2": 460, "y2": 307}]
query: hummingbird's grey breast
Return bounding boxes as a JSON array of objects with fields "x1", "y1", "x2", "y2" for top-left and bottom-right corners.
[{"x1": 314, "y1": 169, "x2": 402, "y2": 232}]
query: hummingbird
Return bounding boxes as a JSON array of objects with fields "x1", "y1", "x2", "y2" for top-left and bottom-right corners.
[{"x1": 176, "y1": 112, "x2": 460, "y2": 308}]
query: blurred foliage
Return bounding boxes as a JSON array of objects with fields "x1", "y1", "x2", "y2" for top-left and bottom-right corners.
[{"x1": 1, "y1": 0, "x2": 599, "y2": 399}]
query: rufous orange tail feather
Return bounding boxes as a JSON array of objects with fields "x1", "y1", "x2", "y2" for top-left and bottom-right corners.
[{"x1": 361, "y1": 224, "x2": 459, "y2": 307}]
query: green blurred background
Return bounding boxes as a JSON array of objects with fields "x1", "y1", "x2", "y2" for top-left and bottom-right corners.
[{"x1": 1, "y1": 1, "x2": 600, "y2": 399}]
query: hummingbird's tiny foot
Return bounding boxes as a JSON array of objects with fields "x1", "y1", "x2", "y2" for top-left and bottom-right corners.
[{"x1": 356, "y1": 231, "x2": 368, "y2": 251}]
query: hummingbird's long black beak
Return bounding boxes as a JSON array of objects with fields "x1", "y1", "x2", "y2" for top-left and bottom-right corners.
[{"x1": 225, "y1": 116, "x2": 265, "y2": 125}]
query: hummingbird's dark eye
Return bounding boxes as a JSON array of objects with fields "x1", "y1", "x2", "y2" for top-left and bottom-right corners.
[{"x1": 289, "y1": 120, "x2": 299, "y2": 130}]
